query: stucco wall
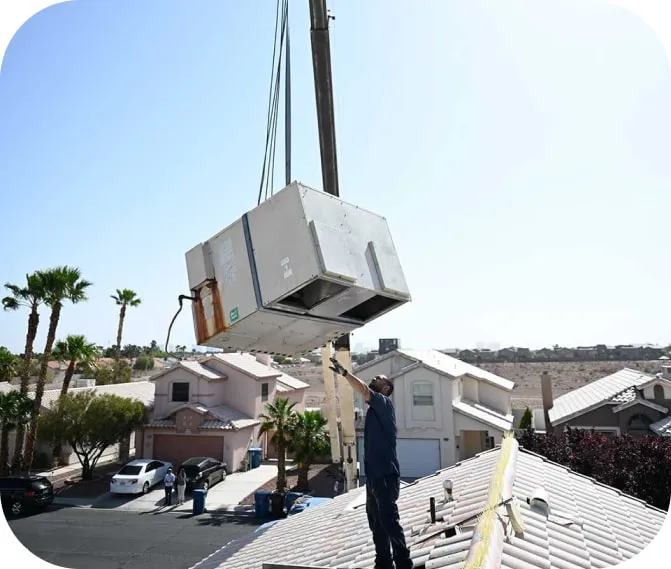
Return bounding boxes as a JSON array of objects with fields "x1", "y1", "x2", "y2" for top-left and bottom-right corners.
[{"x1": 562, "y1": 402, "x2": 666, "y2": 434}]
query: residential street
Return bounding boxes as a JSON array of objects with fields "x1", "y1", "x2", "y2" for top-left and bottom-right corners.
[{"x1": 6, "y1": 506, "x2": 261, "y2": 569}]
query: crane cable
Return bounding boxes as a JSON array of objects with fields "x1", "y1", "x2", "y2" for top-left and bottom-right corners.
[{"x1": 257, "y1": 0, "x2": 289, "y2": 205}]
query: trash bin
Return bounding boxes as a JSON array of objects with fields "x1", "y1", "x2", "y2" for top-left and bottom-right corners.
[
  {"x1": 249, "y1": 447, "x2": 263, "y2": 469},
  {"x1": 269, "y1": 491, "x2": 286, "y2": 519},
  {"x1": 285, "y1": 491, "x2": 304, "y2": 511},
  {"x1": 254, "y1": 490, "x2": 271, "y2": 518},
  {"x1": 192, "y1": 489, "x2": 206, "y2": 515}
]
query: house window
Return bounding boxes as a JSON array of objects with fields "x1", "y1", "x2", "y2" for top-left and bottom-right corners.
[
  {"x1": 628, "y1": 413, "x2": 652, "y2": 436},
  {"x1": 261, "y1": 382, "x2": 269, "y2": 402},
  {"x1": 654, "y1": 385, "x2": 665, "y2": 401},
  {"x1": 171, "y1": 382, "x2": 189, "y2": 403},
  {"x1": 412, "y1": 382, "x2": 434, "y2": 406}
]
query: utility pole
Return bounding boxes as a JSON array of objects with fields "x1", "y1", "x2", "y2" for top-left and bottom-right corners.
[{"x1": 308, "y1": 0, "x2": 357, "y2": 493}]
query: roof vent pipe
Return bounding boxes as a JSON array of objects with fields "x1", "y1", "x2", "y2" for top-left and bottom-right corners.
[
  {"x1": 527, "y1": 487, "x2": 550, "y2": 515},
  {"x1": 443, "y1": 479, "x2": 453, "y2": 502}
]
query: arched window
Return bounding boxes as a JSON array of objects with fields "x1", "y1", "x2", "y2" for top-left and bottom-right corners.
[
  {"x1": 628, "y1": 413, "x2": 653, "y2": 436},
  {"x1": 654, "y1": 385, "x2": 665, "y2": 401}
]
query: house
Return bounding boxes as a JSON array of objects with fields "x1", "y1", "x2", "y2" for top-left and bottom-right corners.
[
  {"x1": 189, "y1": 439, "x2": 666, "y2": 569},
  {"x1": 546, "y1": 366, "x2": 671, "y2": 437},
  {"x1": 352, "y1": 349, "x2": 515, "y2": 478},
  {"x1": 137, "y1": 353, "x2": 310, "y2": 471}
]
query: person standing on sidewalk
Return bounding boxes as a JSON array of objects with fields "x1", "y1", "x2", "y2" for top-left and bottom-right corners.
[
  {"x1": 163, "y1": 467, "x2": 176, "y2": 506},
  {"x1": 329, "y1": 358, "x2": 413, "y2": 569},
  {"x1": 176, "y1": 468, "x2": 186, "y2": 505}
]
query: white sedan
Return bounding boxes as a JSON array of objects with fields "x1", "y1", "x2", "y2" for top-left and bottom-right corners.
[{"x1": 109, "y1": 459, "x2": 173, "y2": 495}]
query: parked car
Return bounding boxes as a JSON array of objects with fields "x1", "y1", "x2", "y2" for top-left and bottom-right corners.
[
  {"x1": 255, "y1": 496, "x2": 333, "y2": 532},
  {"x1": 179, "y1": 457, "x2": 227, "y2": 491},
  {"x1": 109, "y1": 459, "x2": 173, "y2": 495},
  {"x1": 0, "y1": 475, "x2": 54, "y2": 516}
]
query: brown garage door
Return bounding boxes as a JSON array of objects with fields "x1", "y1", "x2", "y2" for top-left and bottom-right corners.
[{"x1": 152, "y1": 434, "x2": 224, "y2": 467}]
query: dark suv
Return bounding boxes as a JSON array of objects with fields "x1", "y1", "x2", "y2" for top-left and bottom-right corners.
[
  {"x1": 179, "y1": 457, "x2": 227, "y2": 492},
  {"x1": 0, "y1": 475, "x2": 54, "y2": 516}
]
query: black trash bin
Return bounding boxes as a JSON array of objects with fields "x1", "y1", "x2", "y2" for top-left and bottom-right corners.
[{"x1": 269, "y1": 492, "x2": 286, "y2": 519}]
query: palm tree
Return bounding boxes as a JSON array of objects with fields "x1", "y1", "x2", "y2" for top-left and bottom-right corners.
[
  {"x1": 259, "y1": 397, "x2": 297, "y2": 492},
  {"x1": 111, "y1": 289, "x2": 141, "y2": 381},
  {"x1": 287, "y1": 410, "x2": 330, "y2": 491},
  {"x1": 0, "y1": 391, "x2": 33, "y2": 476},
  {"x1": 0, "y1": 347, "x2": 17, "y2": 383},
  {"x1": 23, "y1": 266, "x2": 92, "y2": 470},
  {"x1": 2, "y1": 272, "x2": 46, "y2": 467},
  {"x1": 53, "y1": 335, "x2": 98, "y2": 397}
]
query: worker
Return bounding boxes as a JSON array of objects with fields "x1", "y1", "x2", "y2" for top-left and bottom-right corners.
[{"x1": 329, "y1": 358, "x2": 413, "y2": 569}]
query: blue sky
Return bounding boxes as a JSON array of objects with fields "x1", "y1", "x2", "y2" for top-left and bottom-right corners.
[{"x1": 1, "y1": 0, "x2": 670, "y2": 354}]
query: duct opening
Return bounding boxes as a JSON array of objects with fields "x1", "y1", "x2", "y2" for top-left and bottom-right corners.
[
  {"x1": 340, "y1": 295, "x2": 402, "y2": 322},
  {"x1": 277, "y1": 279, "x2": 347, "y2": 311}
]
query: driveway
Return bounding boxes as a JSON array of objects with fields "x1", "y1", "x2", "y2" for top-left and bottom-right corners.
[
  {"x1": 6, "y1": 505, "x2": 260, "y2": 569},
  {"x1": 59, "y1": 464, "x2": 278, "y2": 513}
]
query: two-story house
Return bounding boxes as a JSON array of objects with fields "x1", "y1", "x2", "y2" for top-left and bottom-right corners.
[
  {"x1": 136, "y1": 353, "x2": 309, "y2": 471},
  {"x1": 351, "y1": 349, "x2": 515, "y2": 479}
]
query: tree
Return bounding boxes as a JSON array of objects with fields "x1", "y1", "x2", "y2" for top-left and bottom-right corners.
[
  {"x1": 2, "y1": 272, "x2": 46, "y2": 468},
  {"x1": 38, "y1": 391, "x2": 146, "y2": 480},
  {"x1": 516, "y1": 428, "x2": 671, "y2": 510},
  {"x1": 94, "y1": 360, "x2": 132, "y2": 385},
  {"x1": 259, "y1": 397, "x2": 297, "y2": 492},
  {"x1": 51, "y1": 335, "x2": 99, "y2": 465},
  {"x1": 24, "y1": 266, "x2": 92, "y2": 470},
  {"x1": 287, "y1": 410, "x2": 330, "y2": 491},
  {"x1": 133, "y1": 355, "x2": 154, "y2": 371},
  {"x1": 53, "y1": 335, "x2": 98, "y2": 397},
  {"x1": 0, "y1": 347, "x2": 17, "y2": 382},
  {"x1": 518, "y1": 407, "x2": 533, "y2": 430},
  {"x1": 111, "y1": 289, "x2": 141, "y2": 381},
  {"x1": 0, "y1": 391, "x2": 33, "y2": 476}
]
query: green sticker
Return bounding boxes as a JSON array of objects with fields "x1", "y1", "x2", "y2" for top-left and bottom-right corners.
[{"x1": 229, "y1": 307, "x2": 239, "y2": 323}]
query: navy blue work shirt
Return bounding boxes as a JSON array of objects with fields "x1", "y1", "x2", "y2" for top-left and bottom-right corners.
[{"x1": 363, "y1": 389, "x2": 400, "y2": 480}]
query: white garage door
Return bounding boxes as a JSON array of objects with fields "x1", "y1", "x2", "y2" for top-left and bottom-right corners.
[{"x1": 357, "y1": 437, "x2": 441, "y2": 479}]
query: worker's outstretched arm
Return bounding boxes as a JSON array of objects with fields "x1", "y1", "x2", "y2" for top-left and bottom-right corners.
[{"x1": 329, "y1": 357, "x2": 370, "y2": 401}]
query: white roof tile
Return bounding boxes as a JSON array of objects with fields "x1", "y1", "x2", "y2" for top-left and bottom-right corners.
[
  {"x1": 149, "y1": 403, "x2": 258, "y2": 431},
  {"x1": 397, "y1": 349, "x2": 515, "y2": 391},
  {"x1": 549, "y1": 369, "x2": 654, "y2": 425},
  {"x1": 275, "y1": 372, "x2": 310, "y2": 390},
  {"x1": 37, "y1": 381, "x2": 155, "y2": 410},
  {"x1": 180, "y1": 360, "x2": 227, "y2": 380},
  {"x1": 191, "y1": 447, "x2": 666, "y2": 569},
  {"x1": 650, "y1": 415, "x2": 671, "y2": 436},
  {"x1": 208, "y1": 353, "x2": 280, "y2": 379}
]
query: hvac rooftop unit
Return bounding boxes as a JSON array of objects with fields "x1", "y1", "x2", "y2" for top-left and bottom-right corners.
[{"x1": 185, "y1": 182, "x2": 411, "y2": 356}]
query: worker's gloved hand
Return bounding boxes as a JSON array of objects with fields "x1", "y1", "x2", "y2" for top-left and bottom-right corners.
[{"x1": 329, "y1": 357, "x2": 347, "y2": 376}]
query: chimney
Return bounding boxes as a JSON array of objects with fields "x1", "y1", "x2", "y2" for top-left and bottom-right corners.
[
  {"x1": 255, "y1": 353, "x2": 272, "y2": 366},
  {"x1": 541, "y1": 371, "x2": 555, "y2": 434}
]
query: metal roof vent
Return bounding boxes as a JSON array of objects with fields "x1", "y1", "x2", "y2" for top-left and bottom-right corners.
[
  {"x1": 443, "y1": 479, "x2": 454, "y2": 502},
  {"x1": 527, "y1": 487, "x2": 550, "y2": 515}
]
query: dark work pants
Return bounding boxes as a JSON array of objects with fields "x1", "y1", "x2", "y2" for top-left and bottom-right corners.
[
  {"x1": 366, "y1": 475, "x2": 413, "y2": 569},
  {"x1": 164, "y1": 486, "x2": 173, "y2": 505}
]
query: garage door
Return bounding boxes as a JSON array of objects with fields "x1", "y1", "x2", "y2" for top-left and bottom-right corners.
[
  {"x1": 357, "y1": 437, "x2": 441, "y2": 479},
  {"x1": 152, "y1": 435, "x2": 224, "y2": 467}
]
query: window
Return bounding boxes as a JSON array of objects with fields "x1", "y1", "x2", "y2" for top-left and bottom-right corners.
[
  {"x1": 261, "y1": 382, "x2": 269, "y2": 402},
  {"x1": 654, "y1": 385, "x2": 665, "y2": 401},
  {"x1": 628, "y1": 413, "x2": 652, "y2": 436},
  {"x1": 171, "y1": 382, "x2": 189, "y2": 402},
  {"x1": 412, "y1": 382, "x2": 434, "y2": 406}
]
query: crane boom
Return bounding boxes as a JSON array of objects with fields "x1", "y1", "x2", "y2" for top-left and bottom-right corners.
[{"x1": 308, "y1": 0, "x2": 357, "y2": 492}]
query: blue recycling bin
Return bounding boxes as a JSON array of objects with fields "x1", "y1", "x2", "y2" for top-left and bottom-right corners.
[
  {"x1": 249, "y1": 447, "x2": 263, "y2": 469},
  {"x1": 254, "y1": 490, "x2": 271, "y2": 518},
  {"x1": 192, "y1": 489, "x2": 206, "y2": 515},
  {"x1": 284, "y1": 492, "x2": 304, "y2": 511}
]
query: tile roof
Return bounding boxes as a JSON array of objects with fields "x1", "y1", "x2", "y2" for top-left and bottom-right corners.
[
  {"x1": 396, "y1": 349, "x2": 515, "y2": 391},
  {"x1": 549, "y1": 368, "x2": 654, "y2": 425},
  {"x1": 150, "y1": 360, "x2": 226, "y2": 382},
  {"x1": 148, "y1": 403, "x2": 258, "y2": 431},
  {"x1": 650, "y1": 415, "x2": 671, "y2": 436},
  {"x1": 208, "y1": 353, "x2": 281, "y2": 379},
  {"x1": 275, "y1": 372, "x2": 310, "y2": 390},
  {"x1": 190, "y1": 445, "x2": 666, "y2": 569},
  {"x1": 37, "y1": 381, "x2": 155, "y2": 410},
  {"x1": 453, "y1": 399, "x2": 514, "y2": 432}
]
